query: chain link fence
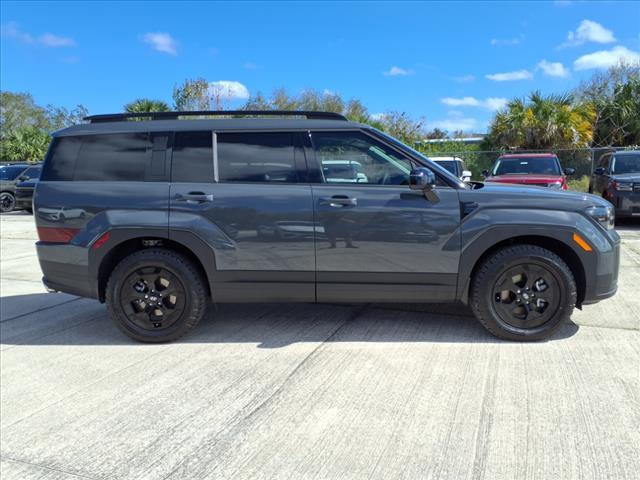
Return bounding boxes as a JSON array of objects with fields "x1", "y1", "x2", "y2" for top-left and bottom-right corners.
[{"x1": 419, "y1": 146, "x2": 637, "y2": 191}]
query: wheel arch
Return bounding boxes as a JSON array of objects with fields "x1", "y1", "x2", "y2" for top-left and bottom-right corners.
[
  {"x1": 92, "y1": 230, "x2": 215, "y2": 302},
  {"x1": 458, "y1": 230, "x2": 587, "y2": 308}
]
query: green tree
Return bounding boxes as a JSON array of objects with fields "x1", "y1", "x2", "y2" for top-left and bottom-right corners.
[
  {"x1": 172, "y1": 78, "x2": 210, "y2": 111},
  {"x1": 0, "y1": 125, "x2": 50, "y2": 161},
  {"x1": 124, "y1": 98, "x2": 171, "y2": 113},
  {"x1": 574, "y1": 61, "x2": 640, "y2": 146},
  {"x1": 486, "y1": 91, "x2": 594, "y2": 149},
  {"x1": 0, "y1": 92, "x2": 49, "y2": 140}
]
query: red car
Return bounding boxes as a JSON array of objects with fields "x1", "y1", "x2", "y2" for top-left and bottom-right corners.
[{"x1": 483, "y1": 153, "x2": 575, "y2": 190}]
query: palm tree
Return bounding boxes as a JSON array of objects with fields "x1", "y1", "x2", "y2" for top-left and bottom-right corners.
[
  {"x1": 123, "y1": 99, "x2": 171, "y2": 113},
  {"x1": 488, "y1": 91, "x2": 595, "y2": 149}
]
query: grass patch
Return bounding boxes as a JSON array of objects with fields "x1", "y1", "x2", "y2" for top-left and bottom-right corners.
[{"x1": 567, "y1": 175, "x2": 590, "y2": 192}]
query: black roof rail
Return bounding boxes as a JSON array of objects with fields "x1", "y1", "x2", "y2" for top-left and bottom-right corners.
[{"x1": 83, "y1": 110, "x2": 348, "y2": 123}]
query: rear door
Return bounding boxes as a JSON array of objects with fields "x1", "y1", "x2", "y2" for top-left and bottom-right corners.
[
  {"x1": 309, "y1": 130, "x2": 461, "y2": 302},
  {"x1": 169, "y1": 130, "x2": 315, "y2": 302}
]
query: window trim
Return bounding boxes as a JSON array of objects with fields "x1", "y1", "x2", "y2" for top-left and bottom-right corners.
[{"x1": 212, "y1": 132, "x2": 219, "y2": 182}]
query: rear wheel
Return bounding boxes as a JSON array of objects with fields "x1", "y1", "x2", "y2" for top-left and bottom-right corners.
[
  {"x1": 0, "y1": 192, "x2": 16, "y2": 213},
  {"x1": 470, "y1": 244, "x2": 576, "y2": 341},
  {"x1": 106, "y1": 248, "x2": 208, "y2": 342}
]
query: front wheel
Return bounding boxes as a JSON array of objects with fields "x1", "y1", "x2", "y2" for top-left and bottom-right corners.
[
  {"x1": 0, "y1": 192, "x2": 16, "y2": 213},
  {"x1": 106, "y1": 248, "x2": 208, "y2": 342},
  {"x1": 470, "y1": 244, "x2": 576, "y2": 341}
]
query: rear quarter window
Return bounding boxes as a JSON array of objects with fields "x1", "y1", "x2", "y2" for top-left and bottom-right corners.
[{"x1": 41, "y1": 133, "x2": 168, "y2": 182}]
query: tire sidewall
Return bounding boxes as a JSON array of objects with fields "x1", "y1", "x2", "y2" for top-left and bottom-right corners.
[
  {"x1": 473, "y1": 246, "x2": 576, "y2": 341},
  {"x1": 107, "y1": 250, "x2": 206, "y2": 342}
]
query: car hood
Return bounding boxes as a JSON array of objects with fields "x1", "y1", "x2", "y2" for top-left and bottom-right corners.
[
  {"x1": 611, "y1": 173, "x2": 640, "y2": 182},
  {"x1": 485, "y1": 174, "x2": 563, "y2": 184},
  {"x1": 461, "y1": 182, "x2": 610, "y2": 213}
]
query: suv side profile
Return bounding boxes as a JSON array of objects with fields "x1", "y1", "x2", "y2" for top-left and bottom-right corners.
[{"x1": 34, "y1": 111, "x2": 620, "y2": 343}]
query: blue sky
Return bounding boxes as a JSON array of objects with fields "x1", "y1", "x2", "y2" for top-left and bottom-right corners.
[{"x1": 1, "y1": 1, "x2": 639, "y2": 133}]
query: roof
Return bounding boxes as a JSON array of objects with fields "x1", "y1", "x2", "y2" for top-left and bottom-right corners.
[
  {"x1": 613, "y1": 150, "x2": 640, "y2": 155},
  {"x1": 429, "y1": 156, "x2": 463, "y2": 161},
  {"x1": 54, "y1": 118, "x2": 365, "y2": 137},
  {"x1": 498, "y1": 153, "x2": 558, "y2": 158}
]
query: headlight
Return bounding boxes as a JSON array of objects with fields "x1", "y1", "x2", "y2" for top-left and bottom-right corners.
[
  {"x1": 548, "y1": 181, "x2": 563, "y2": 189},
  {"x1": 585, "y1": 205, "x2": 615, "y2": 230},
  {"x1": 612, "y1": 181, "x2": 632, "y2": 191}
]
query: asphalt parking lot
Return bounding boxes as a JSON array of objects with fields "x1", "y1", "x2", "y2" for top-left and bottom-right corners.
[{"x1": 1, "y1": 212, "x2": 639, "y2": 480}]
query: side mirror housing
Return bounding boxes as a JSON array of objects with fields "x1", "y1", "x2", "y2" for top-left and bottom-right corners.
[
  {"x1": 481, "y1": 169, "x2": 489, "y2": 178},
  {"x1": 593, "y1": 167, "x2": 606, "y2": 175},
  {"x1": 462, "y1": 170, "x2": 472, "y2": 182},
  {"x1": 564, "y1": 167, "x2": 576, "y2": 176},
  {"x1": 409, "y1": 167, "x2": 436, "y2": 191}
]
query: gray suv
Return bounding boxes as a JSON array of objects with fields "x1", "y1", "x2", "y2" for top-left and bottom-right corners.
[{"x1": 34, "y1": 111, "x2": 620, "y2": 343}]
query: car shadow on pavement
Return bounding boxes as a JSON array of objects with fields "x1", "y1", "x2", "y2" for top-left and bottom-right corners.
[
  {"x1": 616, "y1": 218, "x2": 640, "y2": 230},
  {"x1": 0, "y1": 293, "x2": 580, "y2": 348}
]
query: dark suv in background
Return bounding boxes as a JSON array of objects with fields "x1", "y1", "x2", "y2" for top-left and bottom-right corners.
[
  {"x1": 589, "y1": 150, "x2": 640, "y2": 219},
  {"x1": 1, "y1": 163, "x2": 32, "y2": 212},
  {"x1": 34, "y1": 111, "x2": 620, "y2": 343}
]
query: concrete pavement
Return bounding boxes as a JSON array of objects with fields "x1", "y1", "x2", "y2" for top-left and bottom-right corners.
[{"x1": 1, "y1": 212, "x2": 639, "y2": 480}]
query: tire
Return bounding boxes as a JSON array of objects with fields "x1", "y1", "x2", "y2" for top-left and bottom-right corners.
[
  {"x1": 1, "y1": 192, "x2": 16, "y2": 213},
  {"x1": 106, "y1": 248, "x2": 208, "y2": 343},
  {"x1": 470, "y1": 244, "x2": 576, "y2": 341}
]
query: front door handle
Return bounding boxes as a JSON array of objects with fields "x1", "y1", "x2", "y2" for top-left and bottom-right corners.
[
  {"x1": 175, "y1": 192, "x2": 214, "y2": 204},
  {"x1": 319, "y1": 195, "x2": 357, "y2": 208}
]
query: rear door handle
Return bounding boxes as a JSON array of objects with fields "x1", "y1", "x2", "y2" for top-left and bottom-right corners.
[
  {"x1": 319, "y1": 195, "x2": 357, "y2": 208},
  {"x1": 175, "y1": 192, "x2": 214, "y2": 203}
]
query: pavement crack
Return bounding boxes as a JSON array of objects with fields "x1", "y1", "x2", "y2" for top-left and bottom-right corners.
[{"x1": 0, "y1": 455, "x2": 105, "y2": 480}]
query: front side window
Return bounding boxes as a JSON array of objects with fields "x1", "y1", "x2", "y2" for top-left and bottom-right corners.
[
  {"x1": 0, "y1": 166, "x2": 28, "y2": 181},
  {"x1": 311, "y1": 131, "x2": 413, "y2": 185},
  {"x1": 217, "y1": 132, "x2": 296, "y2": 183}
]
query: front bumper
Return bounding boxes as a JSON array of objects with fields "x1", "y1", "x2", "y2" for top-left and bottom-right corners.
[
  {"x1": 581, "y1": 230, "x2": 620, "y2": 305},
  {"x1": 609, "y1": 190, "x2": 640, "y2": 217}
]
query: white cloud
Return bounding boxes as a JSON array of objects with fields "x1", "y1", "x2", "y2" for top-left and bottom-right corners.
[
  {"x1": 562, "y1": 20, "x2": 615, "y2": 47},
  {"x1": 323, "y1": 89, "x2": 335, "y2": 96},
  {"x1": 142, "y1": 32, "x2": 177, "y2": 55},
  {"x1": 428, "y1": 114, "x2": 479, "y2": 132},
  {"x1": 537, "y1": 60, "x2": 570, "y2": 78},
  {"x1": 485, "y1": 69, "x2": 533, "y2": 81},
  {"x1": 490, "y1": 37, "x2": 521, "y2": 46},
  {"x1": 1, "y1": 22, "x2": 75, "y2": 47},
  {"x1": 383, "y1": 66, "x2": 413, "y2": 76},
  {"x1": 209, "y1": 80, "x2": 250, "y2": 100},
  {"x1": 453, "y1": 74, "x2": 475, "y2": 83},
  {"x1": 441, "y1": 96, "x2": 507, "y2": 110},
  {"x1": 573, "y1": 46, "x2": 640, "y2": 71}
]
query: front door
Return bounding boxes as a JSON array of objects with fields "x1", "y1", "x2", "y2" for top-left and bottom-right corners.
[
  {"x1": 169, "y1": 130, "x2": 315, "y2": 301},
  {"x1": 309, "y1": 131, "x2": 461, "y2": 302}
]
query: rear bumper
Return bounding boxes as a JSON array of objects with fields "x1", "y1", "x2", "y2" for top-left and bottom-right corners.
[{"x1": 37, "y1": 242, "x2": 96, "y2": 299}]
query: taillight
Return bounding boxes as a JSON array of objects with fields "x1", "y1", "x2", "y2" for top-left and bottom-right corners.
[{"x1": 37, "y1": 227, "x2": 80, "y2": 243}]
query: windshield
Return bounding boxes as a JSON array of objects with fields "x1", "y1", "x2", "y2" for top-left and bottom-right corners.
[
  {"x1": 0, "y1": 165, "x2": 27, "y2": 181},
  {"x1": 435, "y1": 160, "x2": 457, "y2": 175},
  {"x1": 368, "y1": 129, "x2": 466, "y2": 188},
  {"x1": 612, "y1": 154, "x2": 640, "y2": 174},
  {"x1": 20, "y1": 166, "x2": 42, "y2": 180},
  {"x1": 492, "y1": 157, "x2": 561, "y2": 176}
]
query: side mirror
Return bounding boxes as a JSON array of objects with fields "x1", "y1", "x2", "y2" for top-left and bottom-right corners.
[
  {"x1": 17, "y1": 175, "x2": 28, "y2": 182},
  {"x1": 481, "y1": 170, "x2": 489, "y2": 178},
  {"x1": 564, "y1": 167, "x2": 575, "y2": 176},
  {"x1": 462, "y1": 170, "x2": 472, "y2": 181},
  {"x1": 593, "y1": 167, "x2": 606, "y2": 175},
  {"x1": 409, "y1": 167, "x2": 435, "y2": 191}
]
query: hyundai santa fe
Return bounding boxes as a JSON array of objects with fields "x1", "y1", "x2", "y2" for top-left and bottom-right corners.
[{"x1": 33, "y1": 110, "x2": 620, "y2": 342}]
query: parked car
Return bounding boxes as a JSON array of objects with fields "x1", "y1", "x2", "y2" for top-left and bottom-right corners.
[
  {"x1": 483, "y1": 153, "x2": 575, "y2": 189},
  {"x1": 34, "y1": 110, "x2": 619, "y2": 343},
  {"x1": 431, "y1": 156, "x2": 472, "y2": 182},
  {"x1": 1, "y1": 163, "x2": 31, "y2": 213},
  {"x1": 14, "y1": 165, "x2": 43, "y2": 213},
  {"x1": 589, "y1": 150, "x2": 639, "y2": 219}
]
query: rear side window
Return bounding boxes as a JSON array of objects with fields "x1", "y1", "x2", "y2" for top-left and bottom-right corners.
[
  {"x1": 172, "y1": 131, "x2": 213, "y2": 182},
  {"x1": 217, "y1": 132, "x2": 296, "y2": 183},
  {"x1": 74, "y1": 133, "x2": 151, "y2": 181}
]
